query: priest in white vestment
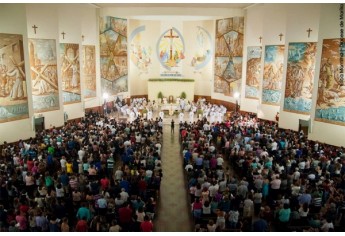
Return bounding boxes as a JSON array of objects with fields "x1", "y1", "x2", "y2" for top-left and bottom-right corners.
[
  {"x1": 189, "y1": 111, "x2": 194, "y2": 123},
  {"x1": 159, "y1": 110, "x2": 164, "y2": 120},
  {"x1": 179, "y1": 112, "x2": 184, "y2": 123}
]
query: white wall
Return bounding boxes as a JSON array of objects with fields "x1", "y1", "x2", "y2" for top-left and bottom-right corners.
[
  {"x1": 128, "y1": 19, "x2": 161, "y2": 96},
  {"x1": 183, "y1": 20, "x2": 214, "y2": 96},
  {"x1": 256, "y1": 4, "x2": 287, "y2": 121},
  {"x1": 279, "y1": 4, "x2": 320, "y2": 131},
  {"x1": 26, "y1": 4, "x2": 64, "y2": 128},
  {"x1": 308, "y1": 4, "x2": 345, "y2": 147},
  {"x1": 241, "y1": 4, "x2": 264, "y2": 113},
  {"x1": 100, "y1": 7, "x2": 243, "y2": 20},
  {"x1": 82, "y1": 6, "x2": 102, "y2": 109},
  {"x1": 57, "y1": 4, "x2": 84, "y2": 120},
  {"x1": 0, "y1": 4, "x2": 36, "y2": 143}
]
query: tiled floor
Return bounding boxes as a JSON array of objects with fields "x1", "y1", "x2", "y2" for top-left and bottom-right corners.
[{"x1": 154, "y1": 123, "x2": 194, "y2": 232}]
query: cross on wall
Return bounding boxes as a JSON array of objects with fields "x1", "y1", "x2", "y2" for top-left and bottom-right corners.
[
  {"x1": 164, "y1": 28, "x2": 179, "y2": 60},
  {"x1": 61, "y1": 31, "x2": 66, "y2": 39},
  {"x1": 32, "y1": 25, "x2": 38, "y2": 34},
  {"x1": 307, "y1": 28, "x2": 312, "y2": 38}
]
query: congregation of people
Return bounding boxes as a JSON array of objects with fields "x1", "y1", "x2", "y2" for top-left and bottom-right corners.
[
  {"x1": 0, "y1": 111, "x2": 163, "y2": 232},
  {"x1": 180, "y1": 111, "x2": 345, "y2": 232},
  {"x1": 1, "y1": 95, "x2": 345, "y2": 233}
]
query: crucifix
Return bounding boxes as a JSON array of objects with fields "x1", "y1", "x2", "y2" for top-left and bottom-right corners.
[
  {"x1": 259, "y1": 36, "x2": 262, "y2": 43},
  {"x1": 82, "y1": 35, "x2": 85, "y2": 41},
  {"x1": 306, "y1": 28, "x2": 312, "y2": 38},
  {"x1": 61, "y1": 32, "x2": 66, "y2": 40},
  {"x1": 164, "y1": 28, "x2": 179, "y2": 60},
  {"x1": 32, "y1": 25, "x2": 38, "y2": 34},
  {"x1": 279, "y1": 33, "x2": 284, "y2": 41}
]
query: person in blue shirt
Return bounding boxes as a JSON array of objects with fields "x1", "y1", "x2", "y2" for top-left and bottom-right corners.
[{"x1": 76, "y1": 202, "x2": 92, "y2": 221}]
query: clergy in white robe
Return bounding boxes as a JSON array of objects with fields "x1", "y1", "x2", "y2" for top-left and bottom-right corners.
[
  {"x1": 147, "y1": 110, "x2": 153, "y2": 120},
  {"x1": 189, "y1": 111, "x2": 194, "y2": 123},
  {"x1": 210, "y1": 111, "x2": 216, "y2": 124},
  {"x1": 179, "y1": 112, "x2": 184, "y2": 123},
  {"x1": 130, "y1": 110, "x2": 136, "y2": 123},
  {"x1": 159, "y1": 111, "x2": 164, "y2": 120}
]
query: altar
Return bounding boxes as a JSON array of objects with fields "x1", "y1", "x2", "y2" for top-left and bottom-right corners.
[{"x1": 148, "y1": 78, "x2": 195, "y2": 103}]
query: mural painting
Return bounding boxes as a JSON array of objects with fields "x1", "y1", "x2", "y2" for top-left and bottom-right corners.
[
  {"x1": 245, "y1": 46, "x2": 262, "y2": 99},
  {"x1": 82, "y1": 45, "x2": 96, "y2": 98},
  {"x1": 157, "y1": 27, "x2": 185, "y2": 77},
  {"x1": 191, "y1": 26, "x2": 212, "y2": 70},
  {"x1": 60, "y1": 43, "x2": 81, "y2": 104},
  {"x1": 262, "y1": 45, "x2": 285, "y2": 105},
  {"x1": 28, "y1": 38, "x2": 60, "y2": 113},
  {"x1": 0, "y1": 33, "x2": 29, "y2": 122},
  {"x1": 129, "y1": 25, "x2": 152, "y2": 74},
  {"x1": 284, "y1": 42, "x2": 317, "y2": 114},
  {"x1": 315, "y1": 38, "x2": 345, "y2": 125},
  {"x1": 100, "y1": 16, "x2": 128, "y2": 95},
  {"x1": 214, "y1": 17, "x2": 244, "y2": 96}
]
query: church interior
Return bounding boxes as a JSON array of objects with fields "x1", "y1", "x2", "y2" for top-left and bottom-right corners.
[{"x1": 0, "y1": 2, "x2": 344, "y2": 232}]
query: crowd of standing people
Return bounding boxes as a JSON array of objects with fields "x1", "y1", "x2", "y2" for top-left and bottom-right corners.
[
  {"x1": 180, "y1": 111, "x2": 345, "y2": 232},
  {"x1": 0, "y1": 111, "x2": 163, "y2": 232}
]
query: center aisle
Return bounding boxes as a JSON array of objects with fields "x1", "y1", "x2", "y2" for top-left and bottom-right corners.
[{"x1": 154, "y1": 123, "x2": 193, "y2": 232}]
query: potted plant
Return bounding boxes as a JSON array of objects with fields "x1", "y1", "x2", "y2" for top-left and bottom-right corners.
[
  {"x1": 157, "y1": 91, "x2": 163, "y2": 103},
  {"x1": 181, "y1": 91, "x2": 187, "y2": 99}
]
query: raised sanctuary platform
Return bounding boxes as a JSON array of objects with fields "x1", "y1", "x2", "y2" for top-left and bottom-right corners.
[{"x1": 148, "y1": 78, "x2": 195, "y2": 103}]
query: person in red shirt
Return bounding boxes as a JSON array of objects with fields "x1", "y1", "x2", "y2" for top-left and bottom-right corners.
[
  {"x1": 140, "y1": 215, "x2": 153, "y2": 232},
  {"x1": 118, "y1": 202, "x2": 133, "y2": 231},
  {"x1": 100, "y1": 176, "x2": 110, "y2": 191},
  {"x1": 27, "y1": 157, "x2": 34, "y2": 172},
  {"x1": 75, "y1": 217, "x2": 88, "y2": 232},
  {"x1": 138, "y1": 176, "x2": 148, "y2": 199}
]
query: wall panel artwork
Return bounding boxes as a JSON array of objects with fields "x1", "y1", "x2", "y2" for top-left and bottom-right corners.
[
  {"x1": 214, "y1": 17, "x2": 244, "y2": 96},
  {"x1": 191, "y1": 26, "x2": 212, "y2": 71},
  {"x1": 60, "y1": 43, "x2": 81, "y2": 104},
  {"x1": 129, "y1": 26, "x2": 152, "y2": 74},
  {"x1": 0, "y1": 33, "x2": 29, "y2": 122},
  {"x1": 157, "y1": 27, "x2": 185, "y2": 77},
  {"x1": 82, "y1": 45, "x2": 96, "y2": 98},
  {"x1": 262, "y1": 45, "x2": 285, "y2": 105},
  {"x1": 100, "y1": 16, "x2": 128, "y2": 95},
  {"x1": 28, "y1": 38, "x2": 60, "y2": 113},
  {"x1": 245, "y1": 46, "x2": 262, "y2": 99},
  {"x1": 315, "y1": 38, "x2": 345, "y2": 125},
  {"x1": 284, "y1": 42, "x2": 317, "y2": 114}
]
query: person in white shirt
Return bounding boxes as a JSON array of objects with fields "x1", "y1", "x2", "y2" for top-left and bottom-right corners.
[
  {"x1": 179, "y1": 112, "x2": 184, "y2": 123},
  {"x1": 189, "y1": 111, "x2": 194, "y2": 123},
  {"x1": 130, "y1": 110, "x2": 136, "y2": 123},
  {"x1": 216, "y1": 156, "x2": 224, "y2": 167},
  {"x1": 147, "y1": 110, "x2": 153, "y2": 120},
  {"x1": 120, "y1": 188, "x2": 129, "y2": 202},
  {"x1": 78, "y1": 148, "x2": 85, "y2": 161},
  {"x1": 159, "y1": 110, "x2": 164, "y2": 120},
  {"x1": 60, "y1": 156, "x2": 67, "y2": 172}
]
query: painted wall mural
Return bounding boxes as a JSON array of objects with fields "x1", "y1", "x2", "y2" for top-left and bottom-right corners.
[
  {"x1": 157, "y1": 27, "x2": 185, "y2": 77},
  {"x1": 129, "y1": 25, "x2": 152, "y2": 75},
  {"x1": 214, "y1": 17, "x2": 244, "y2": 96},
  {"x1": 60, "y1": 43, "x2": 81, "y2": 104},
  {"x1": 82, "y1": 45, "x2": 96, "y2": 98},
  {"x1": 262, "y1": 45, "x2": 285, "y2": 105},
  {"x1": 0, "y1": 33, "x2": 29, "y2": 122},
  {"x1": 315, "y1": 38, "x2": 345, "y2": 125},
  {"x1": 191, "y1": 26, "x2": 212, "y2": 70},
  {"x1": 100, "y1": 16, "x2": 128, "y2": 95},
  {"x1": 28, "y1": 38, "x2": 60, "y2": 113},
  {"x1": 284, "y1": 42, "x2": 317, "y2": 114},
  {"x1": 245, "y1": 46, "x2": 262, "y2": 99}
]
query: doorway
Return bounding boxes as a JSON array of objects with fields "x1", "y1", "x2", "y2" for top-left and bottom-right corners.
[
  {"x1": 34, "y1": 117, "x2": 45, "y2": 132},
  {"x1": 298, "y1": 119, "x2": 309, "y2": 135}
]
